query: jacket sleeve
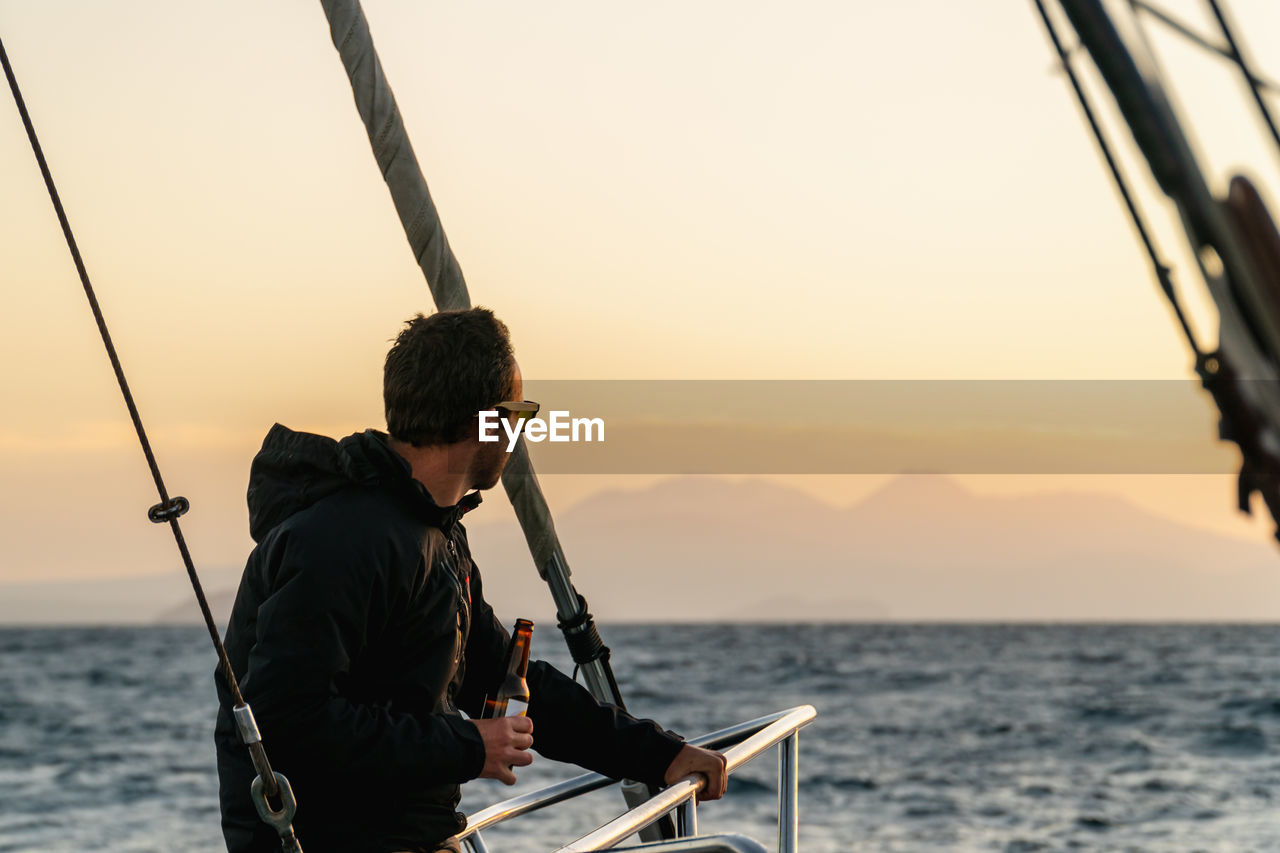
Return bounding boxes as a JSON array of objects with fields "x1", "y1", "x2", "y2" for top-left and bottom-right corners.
[
  {"x1": 238, "y1": 524, "x2": 486, "y2": 788},
  {"x1": 526, "y1": 663, "x2": 686, "y2": 788},
  {"x1": 457, "y1": 558, "x2": 685, "y2": 788}
]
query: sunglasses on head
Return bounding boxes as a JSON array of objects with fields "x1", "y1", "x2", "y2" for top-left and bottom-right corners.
[{"x1": 494, "y1": 400, "x2": 540, "y2": 421}]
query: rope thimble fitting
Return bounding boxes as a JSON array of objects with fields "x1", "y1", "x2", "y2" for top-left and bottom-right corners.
[{"x1": 251, "y1": 770, "x2": 303, "y2": 853}]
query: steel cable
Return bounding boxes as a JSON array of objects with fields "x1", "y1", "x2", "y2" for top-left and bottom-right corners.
[{"x1": 0, "y1": 33, "x2": 283, "y2": 805}]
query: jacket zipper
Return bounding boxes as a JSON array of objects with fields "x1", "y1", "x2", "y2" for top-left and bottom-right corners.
[{"x1": 440, "y1": 536, "x2": 469, "y2": 665}]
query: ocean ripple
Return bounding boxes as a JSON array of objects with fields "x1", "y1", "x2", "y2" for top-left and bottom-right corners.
[{"x1": 4, "y1": 624, "x2": 1280, "y2": 852}]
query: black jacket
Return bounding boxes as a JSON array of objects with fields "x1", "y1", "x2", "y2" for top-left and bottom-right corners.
[{"x1": 215, "y1": 426, "x2": 684, "y2": 853}]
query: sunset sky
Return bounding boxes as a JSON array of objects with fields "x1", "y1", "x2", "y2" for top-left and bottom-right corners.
[{"x1": 4, "y1": 1, "x2": 1280, "y2": 610}]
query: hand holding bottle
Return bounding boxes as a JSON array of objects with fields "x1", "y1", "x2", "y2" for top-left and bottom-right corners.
[{"x1": 473, "y1": 716, "x2": 534, "y2": 785}]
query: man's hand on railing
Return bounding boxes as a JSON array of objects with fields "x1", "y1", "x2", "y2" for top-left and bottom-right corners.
[{"x1": 663, "y1": 744, "x2": 728, "y2": 802}]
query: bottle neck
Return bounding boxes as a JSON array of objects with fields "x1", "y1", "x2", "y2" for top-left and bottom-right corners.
[{"x1": 509, "y1": 624, "x2": 533, "y2": 679}]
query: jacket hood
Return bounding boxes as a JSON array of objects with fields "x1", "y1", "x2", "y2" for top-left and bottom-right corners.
[{"x1": 246, "y1": 424, "x2": 480, "y2": 542}]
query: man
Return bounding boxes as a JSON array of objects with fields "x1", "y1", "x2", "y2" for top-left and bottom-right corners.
[{"x1": 215, "y1": 308, "x2": 726, "y2": 853}]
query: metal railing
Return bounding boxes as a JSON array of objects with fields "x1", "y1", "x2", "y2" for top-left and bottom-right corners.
[
  {"x1": 612, "y1": 834, "x2": 769, "y2": 853},
  {"x1": 458, "y1": 705, "x2": 817, "y2": 853}
]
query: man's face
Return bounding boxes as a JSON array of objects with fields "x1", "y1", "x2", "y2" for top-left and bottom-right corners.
[{"x1": 469, "y1": 361, "x2": 523, "y2": 491}]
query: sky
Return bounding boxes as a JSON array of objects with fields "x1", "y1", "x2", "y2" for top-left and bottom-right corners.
[{"x1": 4, "y1": 1, "x2": 1280, "y2": 612}]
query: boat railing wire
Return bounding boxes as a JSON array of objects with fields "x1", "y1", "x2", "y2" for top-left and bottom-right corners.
[{"x1": 456, "y1": 705, "x2": 816, "y2": 853}]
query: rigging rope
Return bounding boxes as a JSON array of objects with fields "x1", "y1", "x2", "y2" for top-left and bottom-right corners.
[
  {"x1": 1129, "y1": 0, "x2": 1280, "y2": 94},
  {"x1": 0, "y1": 33, "x2": 300, "y2": 852},
  {"x1": 1031, "y1": 0, "x2": 1201, "y2": 353},
  {"x1": 1035, "y1": 0, "x2": 1280, "y2": 539},
  {"x1": 1204, "y1": 0, "x2": 1280, "y2": 162}
]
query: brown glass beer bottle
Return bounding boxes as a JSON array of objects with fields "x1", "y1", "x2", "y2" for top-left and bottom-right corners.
[{"x1": 481, "y1": 618, "x2": 534, "y2": 718}]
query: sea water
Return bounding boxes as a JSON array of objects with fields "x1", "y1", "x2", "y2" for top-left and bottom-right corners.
[{"x1": 2, "y1": 624, "x2": 1280, "y2": 852}]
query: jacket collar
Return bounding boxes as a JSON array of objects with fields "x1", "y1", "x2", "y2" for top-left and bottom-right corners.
[{"x1": 346, "y1": 429, "x2": 483, "y2": 531}]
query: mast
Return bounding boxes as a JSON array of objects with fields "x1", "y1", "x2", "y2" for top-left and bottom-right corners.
[{"x1": 314, "y1": 0, "x2": 671, "y2": 833}]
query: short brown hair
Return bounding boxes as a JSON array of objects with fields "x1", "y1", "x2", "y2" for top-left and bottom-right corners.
[{"x1": 384, "y1": 309, "x2": 516, "y2": 445}]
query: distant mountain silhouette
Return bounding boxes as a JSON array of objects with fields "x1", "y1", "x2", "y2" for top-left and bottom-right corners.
[
  {"x1": 154, "y1": 589, "x2": 237, "y2": 627},
  {"x1": 0, "y1": 567, "x2": 242, "y2": 626},
  {"x1": 464, "y1": 475, "x2": 1280, "y2": 622},
  {"x1": 2, "y1": 475, "x2": 1277, "y2": 623}
]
